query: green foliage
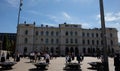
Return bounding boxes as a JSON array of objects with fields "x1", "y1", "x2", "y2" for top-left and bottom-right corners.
[{"x1": 3, "y1": 34, "x2": 15, "y2": 52}]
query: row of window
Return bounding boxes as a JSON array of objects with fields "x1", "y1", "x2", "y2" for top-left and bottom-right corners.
[
  {"x1": 66, "y1": 38, "x2": 78, "y2": 44},
  {"x1": 82, "y1": 39, "x2": 114, "y2": 45},
  {"x1": 24, "y1": 38, "x2": 59, "y2": 44},
  {"x1": 25, "y1": 30, "x2": 113, "y2": 38},
  {"x1": 24, "y1": 37, "x2": 114, "y2": 45},
  {"x1": 82, "y1": 32, "x2": 113, "y2": 38}
]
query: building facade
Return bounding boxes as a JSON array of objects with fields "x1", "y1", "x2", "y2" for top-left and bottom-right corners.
[{"x1": 16, "y1": 23, "x2": 119, "y2": 56}]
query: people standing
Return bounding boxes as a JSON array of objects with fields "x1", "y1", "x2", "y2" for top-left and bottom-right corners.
[
  {"x1": 6, "y1": 52, "x2": 10, "y2": 60},
  {"x1": 76, "y1": 54, "x2": 81, "y2": 64},
  {"x1": 71, "y1": 52, "x2": 75, "y2": 60},
  {"x1": 16, "y1": 52, "x2": 20, "y2": 62},
  {"x1": 45, "y1": 52, "x2": 50, "y2": 64},
  {"x1": 1, "y1": 52, "x2": 5, "y2": 62},
  {"x1": 37, "y1": 52, "x2": 41, "y2": 61},
  {"x1": 66, "y1": 55, "x2": 71, "y2": 63},
  {"x1": 114, "y1": 53, "x2": 120, "y2": 71},
  {"x1": 81, "y1": 53, "x2": 84, "y2": 61}
]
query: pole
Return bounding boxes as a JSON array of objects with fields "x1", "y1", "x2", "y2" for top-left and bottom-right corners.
[
  {"x1": 17, "y1": 0, "x2": 23, "y2": 25},
  {"x1": 16, "y1": 0, "x2": 23, "y2": 54},
  {"x1": 99, "y1": 0, "x2": 109, "y2": 71}
]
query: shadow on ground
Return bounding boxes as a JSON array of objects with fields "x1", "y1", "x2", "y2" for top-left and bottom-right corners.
[
  {"x1": 63, "y1": 67, "x2": 82, "y2": 71},
  {"x1": 29, "y1": 68, "x2": 48, "y2": 71},
  {"x1": 0, "y1": 68, "x2": 13, "y2": 71}
]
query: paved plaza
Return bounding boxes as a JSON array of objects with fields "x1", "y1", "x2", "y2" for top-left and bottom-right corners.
[{"x1": 0, "y1": 57, "x2": 115, "y2": 71}]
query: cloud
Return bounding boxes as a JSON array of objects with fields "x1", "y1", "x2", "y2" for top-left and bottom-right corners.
[
  {"x1": 96, "y1": 12, "x2": 120, "y2": 42},
  {"x1": 97, "y1": 12, "x2": 120, "y2": 22},
  {"x1": 47, "y1": 12, "x2": 72, "y2": 23},
  {"x1": 26, "y1": 10, "x2": 41, "y2": 15},
  {"x1": 105, "y1": 12, "x2": 120, "y2": 22},
  {"x1": 5, "y1": 0, "x2": 19, "y2": 8},
  {"x1": 47, "y1": 12, "x2": 92, "y2": 29},
  {"x1": 62, "y1": 12, "x2": 71, "y2": 20}
]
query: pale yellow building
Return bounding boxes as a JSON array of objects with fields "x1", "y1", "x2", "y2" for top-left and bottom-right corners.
[{"x1": 16, "y1": 23, "x2": 119, "y2": 56}]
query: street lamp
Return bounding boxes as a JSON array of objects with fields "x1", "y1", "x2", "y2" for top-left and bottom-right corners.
[{"x1": 99, "y1": 0, "x2": 109, "y2": 71}]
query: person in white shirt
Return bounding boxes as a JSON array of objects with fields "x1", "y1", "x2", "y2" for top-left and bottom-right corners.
[{"x1": 45, "y1": 52, "x2": 50, "y2": 64}]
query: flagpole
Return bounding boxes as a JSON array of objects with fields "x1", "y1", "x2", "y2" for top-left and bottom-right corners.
[
  {"x1": 16, "y1": 0, "x2": 23, "y2": 56},
  {"x1": 99, "y1": 0, "x2": 109, "y2": 71},
  {"x1": 17, "y1": 0, "x2": 23, "y2": 25}
]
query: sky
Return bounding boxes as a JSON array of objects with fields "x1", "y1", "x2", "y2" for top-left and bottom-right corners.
[{"x1": 0, "y1": 0, "x2": 120, "y2": 42}]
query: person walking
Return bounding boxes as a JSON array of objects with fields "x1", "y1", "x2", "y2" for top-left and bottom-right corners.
[{"x1": 76, "y1": 54, "x2": 81, "y2": 64}]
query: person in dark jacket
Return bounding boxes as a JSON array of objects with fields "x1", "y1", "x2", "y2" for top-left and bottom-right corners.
[
  {"x1": 114, "y1": 53, "x2": 120, "y2": 71},
  {"x1": 1, "y1": 52, "x2": 5, "y2": 62},
  {"x1": 76, "y1": 54, "x2": 81, "y2": 63}
]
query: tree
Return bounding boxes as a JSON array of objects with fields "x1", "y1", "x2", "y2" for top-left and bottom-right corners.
[{"x1": 3, "y1": 34, "x2": 11, "y2": 51}]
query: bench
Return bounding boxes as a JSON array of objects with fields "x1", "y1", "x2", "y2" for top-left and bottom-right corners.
[
  {"x1": 64, "y1": 63, "x2": 81, "y2": 70},
  {"x1": 34, "y1": 62, "x2": 48, "y2": 69},
  {"x1": 0, "y1": 62, "x2": 16, "y2": 69}
]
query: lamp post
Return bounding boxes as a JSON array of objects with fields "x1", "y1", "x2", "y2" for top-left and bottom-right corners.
[{"x1": 99, "y1": 0, "x2": 109, "y2": 71}]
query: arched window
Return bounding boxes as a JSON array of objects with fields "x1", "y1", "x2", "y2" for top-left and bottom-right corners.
[
  {"x1": 24, "y1": 38, "x2": 28, "y2": 43},
  {"x1": 66, "y1": 31, "x2": 68, "y2": 36},
  {"x1": 82, "y1": 39, "x2": 85, "y2": 45},
  {"x1": 83, "y1": 48, "x2": 86, "y2": 54},
  {"x1": 51, "y1": 31, "x2": 54, "y2": 36},
  {"x1": 66, "y1": 38, "x2": 68, "y2": 43},
  {"x1": 82, "y1": 32, "x2": 85, "y2": 37},
  {"x1": 56, "y1": 31, "x2": 59, "y2": 36},
  {"x1": 51, "y1": 47, "x2": 54, "y2": 53},
  {"x1": 75, "y1": 47, "x2": 79, "y2": 55},
  {"x1": 97, "y1": 40, "x2": 99, "y2": 45},
  {"x1": 92, "y1": 40, "x2": 94, "y2": 45},
  {"x1": 65, "y1": 47, "x2": 69, "y2": 55},
  {"x1": 56, "y1": 39, "x2": 59, "y2": 44},
  {"x1": 41, "y1": 31, "x2": 44, "y2": 36},
  {"x1": 92, "y1": 33, "x2": 94, "y2": 37},
  {"x1": 24, "y1": 47, "x2": 27, "y2": 54},
  {"x1": 96, "y1": 33, "x2": 99, "y2": 37},
  {"x1": 75, "y1": 39, "x2": 78, "y2": 43},
  {"x1": 41, "y1": 38, "x2": 43, "y2": 42},
  {"x1": 70, "y1": 38, "x2": 73, "y2": 43},
  {"x1": 70, "y1": 47, "x2": 74, "y2": 53},
  {"x1": 75, "y1": 31, "x2": 77, "y2": 36},
  {"x1": 87, "y1": 39, "x2": 90, "y2": 45},
  {"x1": 87, "y1": 33, "x2": 89, "y2": 37},
  {"x1": 25, "y1": 30, "x2": 28, "y2": 35},
  {"x1": 70, "y1": 31, "x2": 73, "y2": 36},
  {"x1": 101, "y1": 40, "x2": 103, "y2": 45},
  {"x1": 111, "y1": 40, "x2": 113, "y2": 45},
  {"x1": 51, "y1": 39, "x2": 54, "y2": 44},
  {"x1": 110, "y1": 33, "x2": 112, "y2": 37},
  {"x1": 45, "y1": 38, "x2": 49, "y2": 44},
  {"x1": 36, "y1": 31, "x2": 38, "y2": 35},
  {"x1": 46, "y1": 31, "x2": 49, "y2": 36},
  {"x1": 88, "y1": 48, "x2": 90, "y2": 53}
]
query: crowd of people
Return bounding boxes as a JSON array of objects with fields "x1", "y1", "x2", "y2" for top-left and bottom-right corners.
[
  {"x1": 0, "y1": 51, "x2": 20, "y2": 62},
  {"x1": 65, "y1": 52, "x2": 84, "y2": 64},
  {"x1": 29, "y1": 51, "x2": 51, "y2": 64},
  {"x1": 1, "y1": 51, "x2": 120, "y2": 71}
]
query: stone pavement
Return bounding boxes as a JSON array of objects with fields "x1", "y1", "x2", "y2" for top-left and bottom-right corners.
[{"x1": 0, "y1": 57, "x2": 115, "y2": 71}]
